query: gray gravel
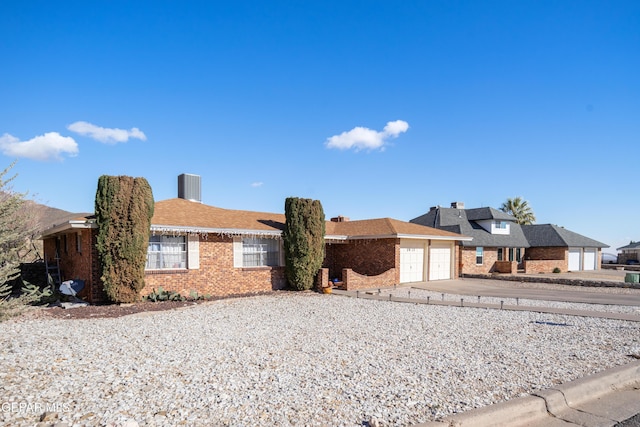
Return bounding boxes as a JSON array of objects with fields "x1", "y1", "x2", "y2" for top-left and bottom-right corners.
[{"x1": 1, "y1": 293, "x2": 639, "y2": 427}]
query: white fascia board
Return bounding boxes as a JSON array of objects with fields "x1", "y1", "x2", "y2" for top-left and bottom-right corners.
[
  {"x1": 324, "y1": 234, "x2": 349, "y2": 241},
  {"x1": 151, "y1": 224, "x2": 282, "y2": 237},
  {"x1": 397, "y1": 234, "x2": 473, "y2": 242},
  {"x1": 39, "y1": 220, "x2": 95, "y2": 239},
  {"x1": 345, "y1": 234, "x2": 473, "y2": 241}
]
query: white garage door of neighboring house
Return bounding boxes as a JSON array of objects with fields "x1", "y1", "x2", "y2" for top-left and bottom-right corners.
[
  {"x1": 583, "y1": 249, "x2": 596, "y2": 271},
  {"x1": 568, "y1": 249, "x2": 581, "y2": 271},
  {"x1": 429, "y1": 243, "x2": 451, "y2": 281},
  {"x1": 400, "y1": 242, "x2": 424, "y2": 283}
]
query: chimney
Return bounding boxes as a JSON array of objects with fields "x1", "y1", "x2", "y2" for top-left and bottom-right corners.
[
  {"x1": 451, "y1": 201, "x2": 465, "y2": 209},
  {"x1": 330, "y1": 216, "x2": 350, "y2": 222},
  {"x1": 178, "y1": 174, "x2": 202, "y2": 202}
]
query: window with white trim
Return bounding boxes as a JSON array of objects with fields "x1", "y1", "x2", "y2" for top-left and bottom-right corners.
[
  {"x1": 146, "y1": 235, "x2": 187, "y2": 270},
  {"x1": 242, "y1": 237, "x2": 281, "y2": 267},
  {"x1": 476, "y1": 247, "x2": 484, "y2": 265}
]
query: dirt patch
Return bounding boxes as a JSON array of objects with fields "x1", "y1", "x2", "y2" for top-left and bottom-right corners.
[{"x1": 37, "y1": 291, "x2": 278, "y2": 320}]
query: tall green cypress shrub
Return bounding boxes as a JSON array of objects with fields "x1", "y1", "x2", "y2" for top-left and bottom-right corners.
[
  {"x1": 283, "y1": 197, "x2": 325, "y2": 291},
  {"x1": 95, "y1": 175, "x2": 154, "y2": 303}
]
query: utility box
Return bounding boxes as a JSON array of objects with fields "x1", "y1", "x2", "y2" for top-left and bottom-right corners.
[{"x1": 178, "y1": 173, "x2": 201, "y2": 202}]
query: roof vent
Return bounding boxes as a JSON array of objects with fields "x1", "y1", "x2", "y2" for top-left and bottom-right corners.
[
  {"x1": 451, "y1": 201, "x2": 465, "y2": 209},
  {"x1": 331, "y1": 216, "x2": 350, "y2": 222},
  {"x1": 178, "y1": 173, "x2": 201, "y2": 202}
]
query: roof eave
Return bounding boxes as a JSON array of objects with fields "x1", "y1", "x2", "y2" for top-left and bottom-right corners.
[
  {"x1": 151, "y1": 224, "x2": 283, "y2": 237},
  {"x1": 40, "y1": 220, "x2": 96, "y2": 239},
  {"x1": 396, "y1": 234, "x2": 472, "y2": 241}
]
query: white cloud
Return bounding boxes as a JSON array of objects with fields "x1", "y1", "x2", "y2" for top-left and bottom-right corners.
[
  {"x1": 325, "y1": 120, "x2": 409, "y2": 151},
  {"x1": 67, "y1": 121, "x2": 147, "y2": 144},
  {"x1": 251, "y1": 182, "x2": 264, "y2": 188},
  {"x1": 0, "y1": 132, "x2": 78, "y2": 162}
]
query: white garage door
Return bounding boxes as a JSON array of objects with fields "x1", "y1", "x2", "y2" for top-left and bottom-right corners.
[
  {"x1": 583, "y1": 249, "x2": 596, "y2": 271},
  {"x1": 568, "y1": 249, "x2": 581, "y2": 271},
  {"x1": 429, "y1": 243, "x2": 451, "y2": 280},
  {"x1": 400, "y1": 242, "x2": 424, "y2": 283}
]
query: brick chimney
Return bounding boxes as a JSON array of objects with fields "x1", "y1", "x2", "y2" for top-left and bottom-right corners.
[{"x1": 330, "y1": 216, "x2": 350, "y2": 222}]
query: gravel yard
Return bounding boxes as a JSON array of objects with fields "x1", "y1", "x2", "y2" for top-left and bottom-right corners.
[{"x1": 1, "y1": 292, "x2": 639, "y2": 427}]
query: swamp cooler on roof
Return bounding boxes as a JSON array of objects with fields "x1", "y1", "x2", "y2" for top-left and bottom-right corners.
[{"x1": 178, "y1": 173, "x2": 202, "y2": 202}]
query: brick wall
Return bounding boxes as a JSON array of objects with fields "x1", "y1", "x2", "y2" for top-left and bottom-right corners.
[
  {"x1": 523, "y1": 259, "x2": 566, "y2": 274},
  {"x1": 459, "y1": 246, "x2": 500, "y2": 274},
  {"x1": 45, "y1": 232, "x2": 286, "y2": 303},
  {"x1": 342, "y1": 267, "x2": 397, "y2": 290},
  {"x1": 43, "y1": 229, "x2": 105, "y2": 302},
  {"x1": 494, "y1": 261, "x2": 518, "y2": 273},
  {"x1": 143, "y1": 234, "x2": 286, "y2": 298},
  {"x1": 316, "y1": 268, "x2": 330, "y2": 290},
  {"x1": 524, "y1": 247, "x2": 567, "y2": 273},
  {"x1": 324, "y1": 239, "x2": 398, "y2": 283}
]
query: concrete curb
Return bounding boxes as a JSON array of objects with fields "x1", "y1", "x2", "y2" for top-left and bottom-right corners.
[
  {"x1": 412, "y1": 360, "x2": 640, "y2": 427},
  {"x1": 331, "y1": 289, "x2": 640, "y2": 322}
]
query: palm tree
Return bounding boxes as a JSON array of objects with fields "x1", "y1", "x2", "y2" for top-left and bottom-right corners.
[{"x1": 500, "y1": 196, "x2": 536, "y2": 225}]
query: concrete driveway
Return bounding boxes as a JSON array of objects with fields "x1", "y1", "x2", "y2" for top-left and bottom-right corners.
[{"x1": 411, "y1": 275, "x2": 640, "y2": 307}]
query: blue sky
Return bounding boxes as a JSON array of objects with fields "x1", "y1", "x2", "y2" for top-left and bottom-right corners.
[{"x1": 1, "y1": 1, "x2": 638, "y2": 253}]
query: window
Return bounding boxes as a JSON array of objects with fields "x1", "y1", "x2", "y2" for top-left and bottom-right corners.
[
  {"x1": 516, "y1": 248, "x2": 522, "y2": 262},
  {"x1": 495, "y1": 221, "x2": 507, "y2": 229},
  {"x1": 146, "y1": 235, "x2": 187, "y2": 270},
  {"x1": 497, "y1": 248, "x2": 503, "y2": 261},
  {"x1": 76, "y1": 233, "x2": 82, "y2": 253},
  {"x1": 476, "y1": 247, "x2": 484, "y2": 265},
  {"x1": 509, "y1": 248, "x2": 514, "y2": 262},
  {"x1": 242, "y1": 238, "x2": 281, "y2": 267}
]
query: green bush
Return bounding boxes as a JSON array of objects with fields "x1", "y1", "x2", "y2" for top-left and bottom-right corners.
[
  {"x1": 552, "y1": 267, "x2": 561, "y2": 273},
  {"x1": 283, "y1": 197, "x2": 325, "y2": 291},
  {"x1": 0, "y1": 278, "x2": 55, "y2": 322},
  {"x1": 95, "y1": 175, "x2": 154, "y2": 303},
  {"x1": 145, "y1": 287, "x2": 185, "y2": 302}
]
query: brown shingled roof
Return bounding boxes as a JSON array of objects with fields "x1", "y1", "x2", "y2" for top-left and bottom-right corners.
[
  {"x1": 152, "y1": 199, "x2": 467, "y2": 240},
  {"x1": 152, "y1": 198, "x2": 285, "y2": 232},
  {"x1": 326, "y1": 217, "x2": 468, "y2": 240}
]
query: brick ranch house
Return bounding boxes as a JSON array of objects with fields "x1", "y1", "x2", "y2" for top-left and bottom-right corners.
[
  {"x1": 411, "y1": 202, "x2": 609, "y2": 275},
  {"x1": 40, "y1": 197, "x2": 469, "y2": 303}
]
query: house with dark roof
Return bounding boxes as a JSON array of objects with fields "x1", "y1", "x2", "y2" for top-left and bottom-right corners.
[
  {"x1": 40, "y1": 176, "x2": 469, "y2": 302},
  {"x1": 411, "y1": 202, "x2": 608, "y2": 275},
  {"x1": 521, "y1": 224, "x2": 608, "y2": 272},
  {"x1": 616, "y1": 241, "x2": 640, "y2": 264}
]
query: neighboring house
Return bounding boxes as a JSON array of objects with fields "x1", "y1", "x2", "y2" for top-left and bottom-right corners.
[
  {"x1": 520, "y1": 224, "x2": 608, "y2": 272},
  {"x1": 411, "y1": 202, "x2": 609, "y2": 275},
  {"x1": 40, "y1": 179, "x2": 469, "y2": 302},
  {"x1": 410, "y1": 202, "x2": 529, "y2": 274},
  {"x1": 617, "y1": 241, "x2": 640, "y2": 264}
]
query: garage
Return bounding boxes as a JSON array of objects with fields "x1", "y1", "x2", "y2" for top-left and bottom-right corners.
[
  {"x1": 400, "y1": 241, "x2": 424, "y2": 283},
  {"x1": 583, "y1": 248, "x2": 596, "y2": 271},
  {"x1": 568, "y1": 248, "x2": 581, "y2": 271},
  {"x1": 429, "y1": 242, "x2": 451, "y2": 280}
]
